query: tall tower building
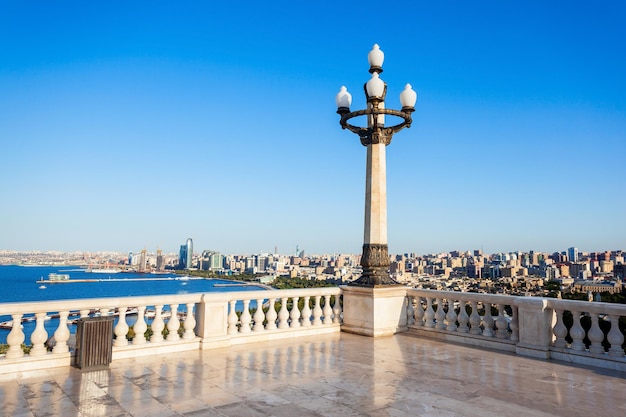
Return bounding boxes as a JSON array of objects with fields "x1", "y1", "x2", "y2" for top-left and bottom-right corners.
[
  {"x1": 156, "y1": 249, "x2": 164, "y2": 271},
  {"x1": 139, "y1": 249, "x2": 147, "y2": 272},
  {"x1": 568, "y1": 247, "x2": 578, "y2": 263},
  {"x1": 179, "y1": 245, "x2": 186, "y2": 268},
  {"x1": 186, "y1": 238, "x2": 193, "y2": 269},
  {"x1": 179, "y1": 238, "x2": 194, "y2": 269}
]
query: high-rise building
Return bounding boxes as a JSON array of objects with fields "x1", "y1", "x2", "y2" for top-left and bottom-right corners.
[
  {"x1": 156, "y1": 249, "x2": 164, "y2": 271},
  {"x1": 257, "y1": 256, "x2": 267, "y2": 272},
  {"x1": 568, "y1": 247, "x2": 578, "y2": 263},
  {"x1": 179, "y1": 238, "x2": 193, "y2": 269},
  {"x1": 179, "y1": 245, "x2": 187, "y2": 268},
  {"x1": 139, "y1": 249, "x2": 147, "y2": 272},
  {"x1": 201, "y1": 250, "x2": 223, "y2": 271},
  {"x1": 569, "y1": 262, "x2": 589, "y2": 279}
]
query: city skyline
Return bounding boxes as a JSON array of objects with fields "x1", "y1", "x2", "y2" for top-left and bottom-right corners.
[
  {"x1": 1, "y1": 2, "x2": 624, "y2": 255},
  {"x1": 1, "y1": 245, "x2": 623, "y2": 260}
]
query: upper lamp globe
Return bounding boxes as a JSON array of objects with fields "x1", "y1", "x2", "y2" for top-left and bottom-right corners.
[
  {"x1": 400, "y1": 84, "x2": 417, "y2": 112},
  {"x1": 366, "y1": 72, "x2": 385, "y2": 101},
  {"x1": 368, "y1": 44, "x2": 384, "y2": 73},
  {"x1": 335, "y1": 86, "x2": 352, "y2": 114}
]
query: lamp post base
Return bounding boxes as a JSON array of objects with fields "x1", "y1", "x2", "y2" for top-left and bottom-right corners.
[
  {"x1": 340, "y1": 285, "x2": 409, "y2": 336},
  {"x1": 349, "y1": 243, "x2": 400, "y2": 287}
]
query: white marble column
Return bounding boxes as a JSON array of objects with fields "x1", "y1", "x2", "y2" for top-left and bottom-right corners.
[
  {"x1": 364, "y1": 142, "x2": 387, "y2": 246},
  {"x1": 355, "y1": 102, "x2": 394, "y2": 287}
]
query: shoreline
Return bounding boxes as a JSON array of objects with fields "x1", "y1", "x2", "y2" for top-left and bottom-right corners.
[{"x1": 206, "y1": 277, "x2": 275, "y2": 290}]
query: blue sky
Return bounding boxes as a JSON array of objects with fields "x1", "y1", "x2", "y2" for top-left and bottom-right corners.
[{"x1": 1, "y1": 1, "x2": 624, "y2": 256}]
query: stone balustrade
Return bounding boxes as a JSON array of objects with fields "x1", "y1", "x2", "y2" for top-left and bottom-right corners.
[
  {"x1": 406, "y1": 289, "x2": 626, "y2": 371},
  {"x1": 547, "y1": 298, "x2": 626, "y2": 370},
  {"x1": 0, "y1": 287, "x2": 342, "y2": 374},
  {"x1": 1, "y1": 286, "x2": 624, "y2": 374},
  {"x1": 407, "y1": 289, "x2": 519, "y2": 352},
  {"x1": 196, "y1": 287, "x2": 342, "y2": 349},
  {"x1": 0, "y1": 293, "x2": 204, "y2": 373}
]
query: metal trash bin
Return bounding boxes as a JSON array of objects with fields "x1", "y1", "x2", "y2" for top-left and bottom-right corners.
[{"x1": 75, "y1": 316, "x2": 114, "y2": 370}]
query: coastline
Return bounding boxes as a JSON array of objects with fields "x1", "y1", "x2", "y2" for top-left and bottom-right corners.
[
  {"x1": 210, "y1": 278, "x2": 275, "y2": 291},
  {"x1": 0, "y1": 265, "x2": 270, "y2": 304}
]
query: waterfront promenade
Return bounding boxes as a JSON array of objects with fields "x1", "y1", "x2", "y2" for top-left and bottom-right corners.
[{"x1": 1, "y1": 332, "x2": 624, "y2": 417}]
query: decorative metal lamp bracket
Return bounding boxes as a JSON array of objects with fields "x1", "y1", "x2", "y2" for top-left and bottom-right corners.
[{"x1": 339, "y1": 108, "x2": 413, "y2": 147}]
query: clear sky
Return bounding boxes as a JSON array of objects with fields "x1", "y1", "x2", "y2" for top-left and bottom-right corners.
[{"x1": 1, "y1": 1, "x2": 624, "y2": 256}]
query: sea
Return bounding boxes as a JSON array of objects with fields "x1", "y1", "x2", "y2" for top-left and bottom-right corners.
[{"x1": 0, "y1": 265, "x2": 267, "y2": 344}]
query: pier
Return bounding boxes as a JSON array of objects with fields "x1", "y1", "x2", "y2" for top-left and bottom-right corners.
[{"x1": 35, "y1": 276, "x2": 202, "y2": 284}]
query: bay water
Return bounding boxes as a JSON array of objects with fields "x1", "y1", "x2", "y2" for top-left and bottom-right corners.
[{"x1": 0, "y1": 265, "x2": 266, "y2": 344}]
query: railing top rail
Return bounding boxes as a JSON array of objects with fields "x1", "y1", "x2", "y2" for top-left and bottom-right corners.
[
  {"x1": 407, "y1": 288, "x2": 517, "y2": 304},
  {"x1": 0, "y1": 292, "x2": 204, "y2": 315},
  {"x1": 408, "y1": 288, "x2": 626, "y2": 314},
  {"x1": 201, "y1": 286, "x2": 342, "y2": 303},
  {"x1": 546, "y1": 298, "x2": 626, "y2": 315},
  {"x1": 0, "y1": 287, "x2": 344, "y2": 315}
]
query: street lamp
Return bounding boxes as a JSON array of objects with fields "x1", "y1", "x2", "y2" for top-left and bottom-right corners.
[{"x1": 336, "y1": 44, "x2": 417, "y2": 287}]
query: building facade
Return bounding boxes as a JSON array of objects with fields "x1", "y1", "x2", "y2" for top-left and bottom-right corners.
[{"x1": 179, "y1": 238, "x2": 193, "y2": 269}]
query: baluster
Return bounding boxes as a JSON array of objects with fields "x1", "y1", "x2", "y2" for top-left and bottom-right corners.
[
  {"x1": 166, "y1": 304, "x2": 181, "y2": 341},
  {"x1": 424, "y1": 297, "x2": 436, "y2": 328},
  {"x1": 587, "y1": 312, "x2": 605, "y2": 354},
  {"x1": 495, "y1": 304, "x2": 509, "y2": 339},
  {"x1": 312, "y1": 296, "x2": 323, "y2": 326},
  {"x1": 332, "y1": 295, "x2": 342, "y2": 324},
  {"x1": 133, "y1": 306, "x2": 147, "y2": 345},
  {"x1": 277, "y1": 297, "x2": 289, "y2": 329},
  {"x1": 446, "y1": 299, "x2": 457, "y2": 332},
  {"x1": 152, "y1": 305, "x2": 165, "y2": 342},
  {"x1": 29, "y1": 313, "x2": 48, "y2": 357},
  {"x1": 607, "y1": 315, "x2": 625, "y2": 357},
  {"x1": 323, "y1": 295, "x2": 333, "y2": 325},
  {"x1": 414, "y1": 296, "x2": 425, "y2": 327},
  {"x1": 237, "y1": 300, "x2": 250, "y2": 333},
  {"x1": 552, "y1": 309, "x2": 567, "y2": 348},
  {"x1": 290, "y1": 297, "x2": 301, "y2": 328},
  {"x1": 183, "y1": 303, "x2": 196, "y2": 340},
  {"x1": 6, "y1": 314, "x2": 25, "y2": 359},
  {"x1": 114, "y1": 307, "x2": 129, "y2": 347},
  {"x1": 100, "y1": 308, "x2": 110, "y2": 316},
  {"x1": 469, "y1": 301, "x2": 482, "y2": 335},
  {"x1": 482, "y1": 303, "x2": 495, "y2": 337},
  {"x1": 265, "y1": 298, "x2": 277, "y2": 330},
  {"x1": 52, "y1": 311, "x2": 70, "y2": 354},
  {"x1": 509, "y1": 306, "x2": 519, "y2": 342},
  {"x1": 301, "y1": 296, "x2": 312, "y2": 327},
  {"x1": 457, "y1": 301, "x2": 469, "y2": 333},
  {"x1": 253, "y1": 299, "x2": 265, "y2": 332},
  {"x1": 569, "y1": 311, "x2": 586, "y2": 351},
  {"x1": 227, "y1": 300, "x2": 239, "y2": 335},
  {"x1": 79, "y1": 309, "x2": 89, "y2": 318},
  {"x1": 435, "y1": 297, "x2": 446, "y2": 330},
  {"x1": 406, "y1": 296, "x2": 415, "y2": 326}
]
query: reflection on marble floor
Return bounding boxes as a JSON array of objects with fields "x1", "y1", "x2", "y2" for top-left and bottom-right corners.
[{"x1": 1, "y1": 332, "x2": 625, "y2": 417}]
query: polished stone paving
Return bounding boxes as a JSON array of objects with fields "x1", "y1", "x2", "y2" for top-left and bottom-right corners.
[{"x1": 0, "y1": 332, "x2": 624, "y2": 417}]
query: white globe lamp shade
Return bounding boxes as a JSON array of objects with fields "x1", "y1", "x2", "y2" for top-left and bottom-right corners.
[
  {"x1": 335, "y1": 86, "x2": 352, "y2": 110},
  {"x1": 366, "y1": 72, "x2": 385, "y2": 100},
  {"x1": 367, "y1": 44, "x2": 384, "y2": 73},
  {"x1": 400, "y1": 83, "x2": 417, "y2": 110}
]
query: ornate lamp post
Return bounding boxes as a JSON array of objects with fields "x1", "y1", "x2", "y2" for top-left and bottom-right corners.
[{"x1": 336, "y1": 44, "x2": 417, "y2": 287}]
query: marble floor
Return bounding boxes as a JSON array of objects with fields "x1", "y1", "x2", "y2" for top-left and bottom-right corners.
[{"x1": 0, "y1": 332, "x2": 624, "y2": 417}]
